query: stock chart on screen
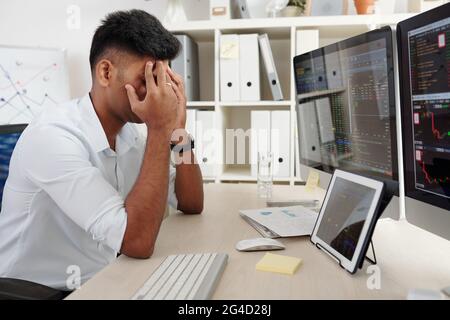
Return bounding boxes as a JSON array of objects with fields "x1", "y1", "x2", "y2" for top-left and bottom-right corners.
[{"x1": 409, "y1": 17, "x2": 450, "y2": 198}]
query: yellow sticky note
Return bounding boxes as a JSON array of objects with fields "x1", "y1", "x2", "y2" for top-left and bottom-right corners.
[
  {"x1": 305, "y1": 170, "x2": 320, "y2": 192},
  {"x1": 256, "y1": 253, "x2": 302, "y2": 275},
  {"x1": 220, "y1": 41, "x2": 239, "y2": 59}
]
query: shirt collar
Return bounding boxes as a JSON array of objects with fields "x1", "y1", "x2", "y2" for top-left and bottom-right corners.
[{"x1": 78, "y1": 94, "x2": 139, "y2": 154}]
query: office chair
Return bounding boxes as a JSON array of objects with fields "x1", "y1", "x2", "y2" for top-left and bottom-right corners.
[
  {"x1": 0, "y1": 278, "x2": 70, "y2": 300},
  {"x1": 0, "y1": 124, "x2": 71, "y2": 300}
]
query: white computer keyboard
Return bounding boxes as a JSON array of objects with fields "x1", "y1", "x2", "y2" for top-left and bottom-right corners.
[{"x1": 132, "y1": 252, "x2": 228, "y2": 300}]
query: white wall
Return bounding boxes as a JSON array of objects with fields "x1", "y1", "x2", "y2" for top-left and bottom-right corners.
[
  {"x1": 0, "y1": 0, "x2": 209, "y2": 98},
  {"x1": 0, "y1": 0, "x2": 408, "y2": 98}
]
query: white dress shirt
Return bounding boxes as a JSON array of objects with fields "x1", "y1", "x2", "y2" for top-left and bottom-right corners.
[{"x1": 0, "y1": 94, "x2": 177, "y2": 290}]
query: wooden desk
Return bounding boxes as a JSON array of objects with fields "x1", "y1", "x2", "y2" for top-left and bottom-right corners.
[{"x1": 67, "y1": 183, "x2": 450, "y2": 300}]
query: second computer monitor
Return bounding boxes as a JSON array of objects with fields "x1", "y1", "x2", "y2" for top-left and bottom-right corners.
[
  {"x1": 293, "y1": 27, "x2": 398, "y2": 209},
  {"x1": 397, "y1": 3, "x2": 450, "y2": 241}
]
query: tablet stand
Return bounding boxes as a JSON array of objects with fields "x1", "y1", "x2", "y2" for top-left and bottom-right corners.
[
  {"x1": 360, "y1": 240, "x2": 377, "y2": 268},
  {"x1": 314, "y1": 239, "x2": 377, "y2": 273},
  {"x1": 314, "y1": 215, "x2": 380, "y2": 273},
  {"x1": 356, "y1": 197, "x2": 389, "y2": 269}
]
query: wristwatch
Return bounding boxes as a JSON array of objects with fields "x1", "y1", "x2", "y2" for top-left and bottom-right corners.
[{"x1": 170, "y1": 133, "x2": 195, "y2": 154}]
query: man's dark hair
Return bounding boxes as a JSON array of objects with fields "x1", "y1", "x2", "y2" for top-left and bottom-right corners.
[{"x1": 89, "y1": 10, "x2": 181, "y2": 70}]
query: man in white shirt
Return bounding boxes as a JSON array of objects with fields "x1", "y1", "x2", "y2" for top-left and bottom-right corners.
[{"x1": 0, "y1": 10, "x2": 203, "y2": 291}]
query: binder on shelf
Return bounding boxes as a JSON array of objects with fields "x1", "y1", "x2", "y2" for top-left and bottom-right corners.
[
  {"x1": 196, "y1": 111, "x2": 217, "y2": 178},
  {"x1": 239, "y1": 34, "x2": 260, "y2": 101},
  {"x1": 220, "y1": 34, "x2": 240, "y2": 101},
  {"x1": 172, "y1": 35, "x2": 199, "y2": 102},
  {"x1": 186, "y1": 109, "x2": 197, "y2": 138},
  {"x1": 297, "y1": 101, "x2": 322, "y2": 164},
  {"x1": 250, "y1": 111, "x2": 271, "y2": 177},
  {"x1": 271, "y1": 111, "x2": 290, "y2": 178},
  {"x1": 324, "y1": 51, "x2": 344, "y2": 89},
  {"x1": 315, "y1": 98, "x2": 335, "y2": 144},
  {"x1": 186, "y1": 109, "x2": 198, "y2": 172},
  {"x1": 210, "y1": 0, "x2": 231, "y2": 20},
  {"x1": 296, "y1": 29, "x2": 319, "y2": 55},
  {"x1": 294, "y1": 118, "x2": 301, "y2": 180},
  {"x1": 235, "y1": 0, "x2": 250, "y2": 18},
  {"x1": 258, "y1": 34, "x2": 283, "y2": 101}
]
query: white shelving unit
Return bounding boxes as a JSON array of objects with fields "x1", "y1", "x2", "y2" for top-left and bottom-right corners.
[{"x1": 167, "y1": 14, "x2": 414, "y2": 185}]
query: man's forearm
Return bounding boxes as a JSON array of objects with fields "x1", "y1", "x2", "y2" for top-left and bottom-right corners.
[
  {"x1": 174, "y1": 150, "x2": 204, "y2": 214},
  {"x1": 120, "y1": 128, "x2": 171, "y2": 258}
]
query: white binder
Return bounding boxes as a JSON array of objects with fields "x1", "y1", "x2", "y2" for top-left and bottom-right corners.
[
  {"x1": 250, "y1": 111, "x2": 271, "y2": 177},
  {"x1": 297, "y1": 101, "x2": 321, "y2": 164},
  {"x1": 239, "y1": 34, "x2": 260, "y2": 101},
  {"x1": 271, "y1": 111, "x2": 290, "y2": 178},
  {"x1": 258, "y1": 34, "x2": 283, "y2": 101},
  {"x1": 196, "y1": 111, "x2": 217, "y2": 178},
  {"x1": 324, "y1": 51, "x2": 344, "y2": 89},
  {"x1": 220, "y1": 34, "x2": 240, "y2": 101},
  {"x1": 294, "y1": 117, "x2": 301, "y2": 179},
  {"x1": 186, "y1": 109, "x2": 197, "y2": 138},
  {"x1": 315, "y1": 97, "x2": 335, "y2": 144},
  {"x1": 186, "y1": 109, "x2": 198, "y2": 170},
  {"x1": 235, "y1": 0, "x2": 250, "y2": 18},
  {"x1": 296, "y1": 29, "x2": 319, "y2": 55},
  {"x1": 172, "y1": 35, "x2": 200, "y2": 101}
]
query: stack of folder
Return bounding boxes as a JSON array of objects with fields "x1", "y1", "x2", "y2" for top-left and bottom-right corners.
[
  {"x1": 250, "y1": 110, "x2": 290, "y2": 178},
  {"x1": 220, "y1": 33, "x2": 283, "y2": 102},
  {"x1": 239, "y1": 205, "x2": 319, "y2": 238},
  {"x1": 186, "y1": 109, "x2": 217, "y2": 179}
]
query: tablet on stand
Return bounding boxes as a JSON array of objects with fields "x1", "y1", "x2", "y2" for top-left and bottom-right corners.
[{"x1": 310, "y1": 169, "x2": 385, "y2": 274}]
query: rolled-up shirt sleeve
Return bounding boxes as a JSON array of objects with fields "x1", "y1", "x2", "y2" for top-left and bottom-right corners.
[{"x1": 19, "y1": 125, "x2": 127, "y2": 252}]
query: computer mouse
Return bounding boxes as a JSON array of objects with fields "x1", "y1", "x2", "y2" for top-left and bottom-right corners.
[{"x1": 235, "y1": 238, "x2": 285, "y2": 252}]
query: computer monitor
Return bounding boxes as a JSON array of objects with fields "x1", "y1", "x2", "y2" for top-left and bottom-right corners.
[
  {"x1": 293, "y1": 26, "x2": 399, "y2": 218},
  {"x1": 0, "y1": 124, "x2": 27, "y2": 209},
  {"x1": 397, "y1": 3, "x2": 450, "y2": 241}
]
